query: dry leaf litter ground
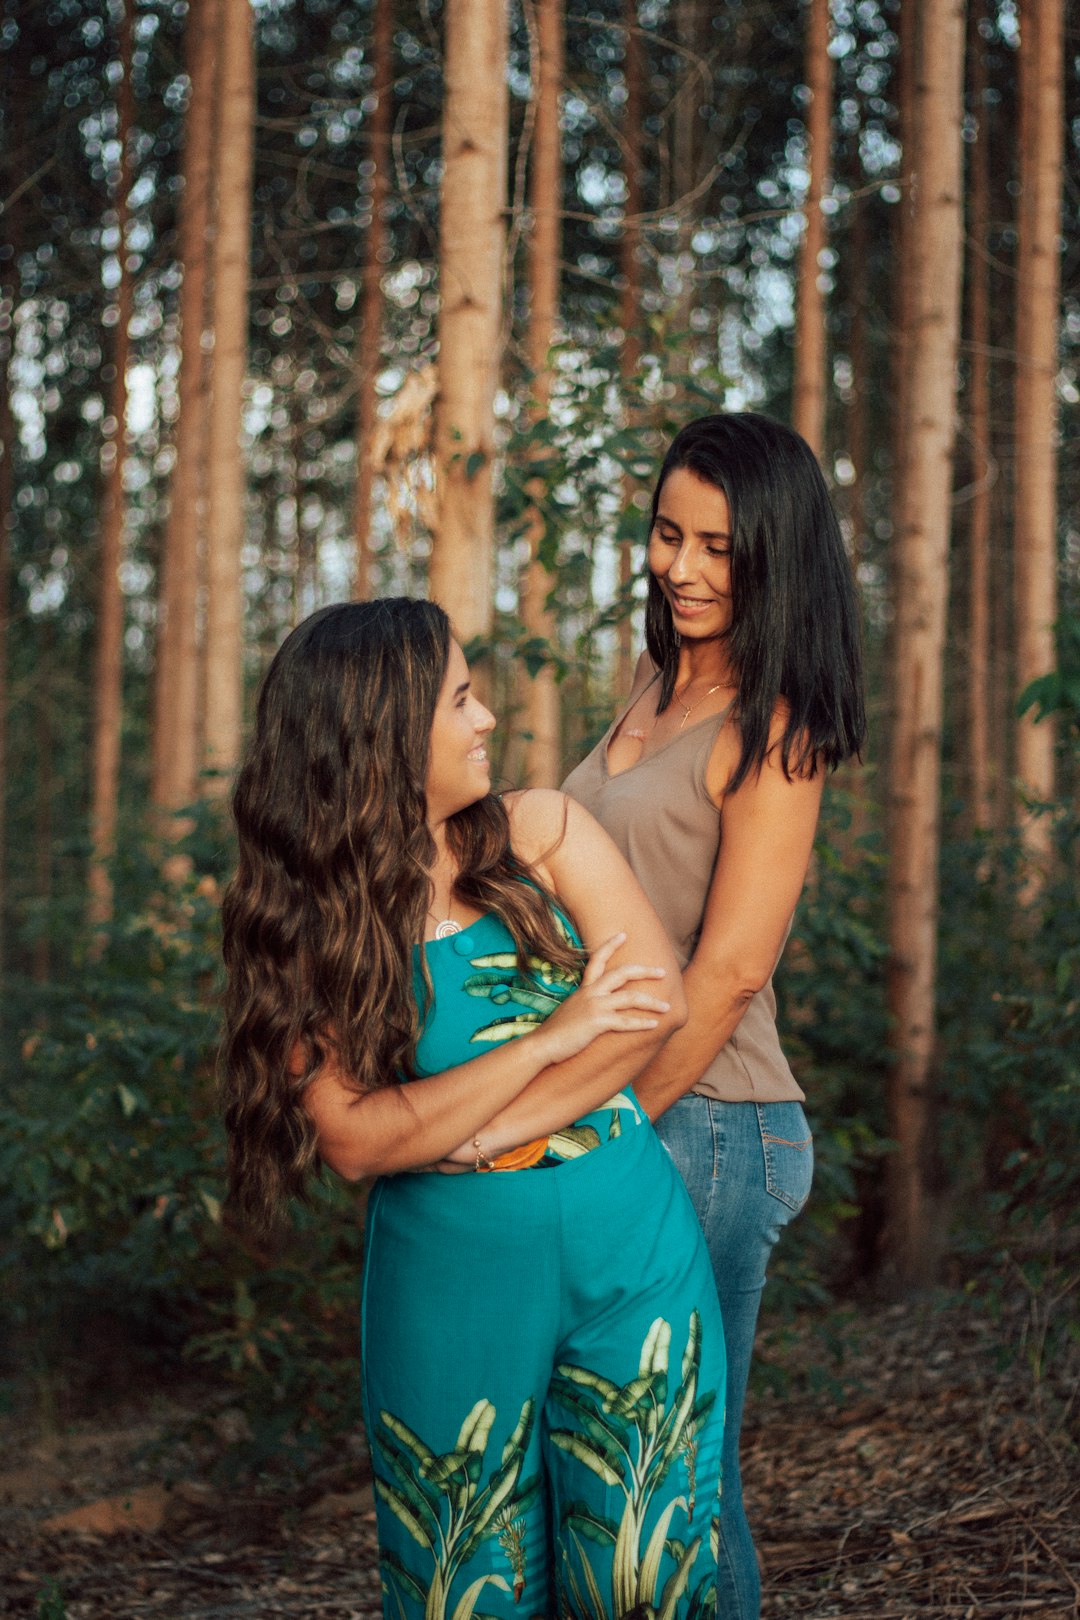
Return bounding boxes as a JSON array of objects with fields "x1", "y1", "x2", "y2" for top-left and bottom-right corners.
[{"x1": 0, "y1": 1288, "x2": 1076, "y2": 1619}]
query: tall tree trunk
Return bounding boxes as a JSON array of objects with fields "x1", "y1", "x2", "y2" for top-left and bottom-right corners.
[
  {"x1": 890, "y1": 0, "x2": 919, "y2": 478},
  {"x1": 353, "y1": 0, "x2": 392, "y2": 601},
  {"x1": 1012, "y1": 0, "x2": 1063, "y2": 885},
  {"x1": 429, "y1": 0, "x2": 510, "y2": 647},
  {"x1": 883, "y1": 0, "x2": 966, "y2": 1288},
  {"x1": 616, "y1": 0, "x2": 644, "y2": 698},
  {"x1": 517, "y1": 0, "x2": 563, "y2": 788},
  {"x1": 88, "y1": 0, "x2": 136, "y2": 929},
  {"x1": 791, "y1": 0, "x2": 834, "y2": 455},
  {"x1": 965, "y1": 9, "x2": 994, "y2": 835},
  {"x1": 203, "y1": 0, "x2": 255, "y2": 794},
  {"x1": 151, "y1": 0, "x2": 218, "y2": 817}
]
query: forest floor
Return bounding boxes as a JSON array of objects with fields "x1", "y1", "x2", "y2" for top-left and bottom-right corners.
[{"x1": 0, "y1": 1285, "x2": 1076, "y2": 1620}]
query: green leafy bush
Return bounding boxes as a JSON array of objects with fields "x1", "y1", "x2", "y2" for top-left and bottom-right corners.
[
  {"x1": 0, "y1": 807, "x2": 365, "y2": 1473},
  {"x1": 773, "y1": 787, "x2": 890, "y2": 1303}
]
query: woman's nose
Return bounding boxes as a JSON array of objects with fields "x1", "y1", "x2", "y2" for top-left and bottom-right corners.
[{"x1": 668, "y1": 542, "x2": 697, "y2": 582}]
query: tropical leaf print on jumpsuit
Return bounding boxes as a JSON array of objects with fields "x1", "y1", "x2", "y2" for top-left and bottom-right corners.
[
  {"x1": 376, "y1": 1313, "x2": 719, "y2": 1620},
  {"x1": 361, "y1": 909, "x2": 726, "y2": 1618},
  {"x1": 462, "y1": 939, "x2": 634, "y2": 1167}
]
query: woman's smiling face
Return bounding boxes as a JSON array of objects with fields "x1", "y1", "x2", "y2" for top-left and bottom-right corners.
[
  {"x1": 425, "y1": 638, "x2": 496, "y2": 823},
  {"x1": 648, "y1": 466, "x2": 734, "y2": 642}
]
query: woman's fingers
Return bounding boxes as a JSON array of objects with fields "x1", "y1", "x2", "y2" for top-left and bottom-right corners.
[
  {"x1": 539, "y1": 936, "x2": 674, "y2": 1065},
  {"x1": 580, "y1": 931, "x2": 625, "y2": 984},
  {"x1": 610, "y1": 991, "x2": 671, "y2": 1012},
  {"x1": 591, "y1": 962, "x2": 668, "y2": 994}
]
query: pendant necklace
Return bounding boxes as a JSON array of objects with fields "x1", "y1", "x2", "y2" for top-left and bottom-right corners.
[
  {"x1": 624, "y1": 678, "x2": 725, "y2": 743},
  {"x1": 673, "y1": 680, "x2": 724, "y2": 729},
  {"x1": 429, "y1": 887, "x2": 461, "y2": 939}
]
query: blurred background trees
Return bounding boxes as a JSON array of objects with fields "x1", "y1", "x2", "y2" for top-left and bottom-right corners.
[{"x1": 0, "y1": 0, "x2": 1076, "y2": 1445}]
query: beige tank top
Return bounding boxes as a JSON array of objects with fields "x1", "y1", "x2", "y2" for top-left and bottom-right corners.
[{"x1": 561, "y1": 689, "x2": 804, "y2": 1104}]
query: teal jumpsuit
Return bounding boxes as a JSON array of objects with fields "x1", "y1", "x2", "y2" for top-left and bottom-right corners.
[{"x1": 361, "y1": 910, "x2": 727, "y2": 1619}]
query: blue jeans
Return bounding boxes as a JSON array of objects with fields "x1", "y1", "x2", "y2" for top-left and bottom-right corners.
[{"x1": 655, "y1": 1097, "x2": 813, "y2": 1620}]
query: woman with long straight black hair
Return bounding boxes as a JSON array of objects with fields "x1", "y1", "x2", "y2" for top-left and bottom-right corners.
[{"x1": 561, "y1": 412, "x2": 866, "y2": 1620}]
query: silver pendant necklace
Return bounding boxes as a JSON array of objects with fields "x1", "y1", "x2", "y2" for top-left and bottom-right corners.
[{"x1": 429, "y1": 884, "x2": 461, "y2": 939}]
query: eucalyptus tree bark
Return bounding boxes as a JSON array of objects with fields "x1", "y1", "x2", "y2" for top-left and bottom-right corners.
[
  {"x1": 88, "y1": 0, "x2": 135, "y2": 929},
  {"x1": 353, "y1": 0, "x2": 392, "y2": 601},
  {"x1": 616, "y1": 0, "x2": 644, "y2": 698},
  {"x1": 429, "y1": 0, "x2": 509, "y2": 648},
  {"x1": 1012, "y1": 0, "x2": 1064, "y2": 885},
  {"x1": 203, "y1": 0, "x2": 254, "y2": 794},
  {"x1": 791, "y1": 0, "x2": 834, "y2": 455},
  {"x1": 151, "y1": 0, "x2": 218, "y2": 815},
  {"x1": 884, "y1": 0, "x2": 966, "y2": 1288},
  {"x1": 890, "y1": 0, "x2": 919, "y2": 472},
  {"x1": 517, "y1": 0, "x2": 564, "y2": 789},
  {"x1": 965, "y1": 12, "x2": 994, "y2": 835}
]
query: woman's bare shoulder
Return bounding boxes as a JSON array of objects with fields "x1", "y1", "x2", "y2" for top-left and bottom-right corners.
[
  {"x1": 502, "y1": 788, "x2": 572, "y2": 871},
  {"x1": 628, "y1": 648, "x2": 658, "y2": 700}
]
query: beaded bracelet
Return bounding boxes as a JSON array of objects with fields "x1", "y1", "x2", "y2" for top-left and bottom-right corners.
[{"x1": 473, "y1": 1136, "x2": 496, "y2": 1172}]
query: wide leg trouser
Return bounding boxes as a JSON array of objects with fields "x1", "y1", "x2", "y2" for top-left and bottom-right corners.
[{"x1": 362, "y1": 1117, "x2": 726, "y2": 1620}]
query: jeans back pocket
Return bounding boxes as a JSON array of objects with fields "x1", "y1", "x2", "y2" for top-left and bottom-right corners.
[{"x1": 756, "y1": 1102, "x2": 813, "y2": 1213}]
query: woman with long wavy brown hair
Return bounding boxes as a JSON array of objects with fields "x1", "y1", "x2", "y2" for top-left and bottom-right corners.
[{"x1": 221, "y1": 598, "x2": 726, "y2": 1619}]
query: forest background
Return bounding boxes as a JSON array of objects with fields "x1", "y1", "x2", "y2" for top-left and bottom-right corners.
[{"x1": 0, "y1": 0, "x2": 1077, "y2": 1482}]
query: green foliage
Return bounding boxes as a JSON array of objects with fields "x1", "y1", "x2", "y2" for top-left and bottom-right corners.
[
  {"x1": 773, "y1": 774, "x2": 1079, "y2": 1309},
  {"x1": 0, "y1": 829, "x2": 226, "y2": 1346},
  {"x1": 1017, "y1": 614, "x2": 1080, "y2": 736},
  {"x1": 36, "y1": 1582, "x2": 67, "y2": 1620},
  {"x1": 772, "y1": 786, "x2": 890, "y2": 1302},
  {"x1": 937, "y1": 803, "x2": 1080, "y2": 1228},
  {"x1": 0, "y1": 804, "x2": 364, "y2": 1475},
  {"x1": 184, "y1": 1183, "x2": 365, "y2": 1478},
  {"x1": 481, "y1": 329, "x2": 732, "y2": 772}
]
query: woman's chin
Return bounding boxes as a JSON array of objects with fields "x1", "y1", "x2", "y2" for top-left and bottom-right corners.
[{"x1": 671, "y1": 615, "x2": 728, "y2": 642}]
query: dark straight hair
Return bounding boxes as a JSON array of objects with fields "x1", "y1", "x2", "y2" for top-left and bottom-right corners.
[{"x1": 643, "y1": 412, "x2": 866, "y2": 792}]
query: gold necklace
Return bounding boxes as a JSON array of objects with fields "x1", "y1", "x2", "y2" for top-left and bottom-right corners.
[{"x1": 673, "y1": 679, "x2": 724, "y2": 729}]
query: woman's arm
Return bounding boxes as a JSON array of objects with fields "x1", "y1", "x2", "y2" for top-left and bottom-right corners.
[
  {"x1": 441, "y1": 790, "x2": 688, "y2": 1156},
  {"x1": 304, "y1": 927, "x2": 674, "y2": 1181},
  {"x1": 631, "y1": 722, "x2": 825, "y2": 1121},
  {"x1": 303, "y1": 790, "x2": 684, "y2": 1178}
]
